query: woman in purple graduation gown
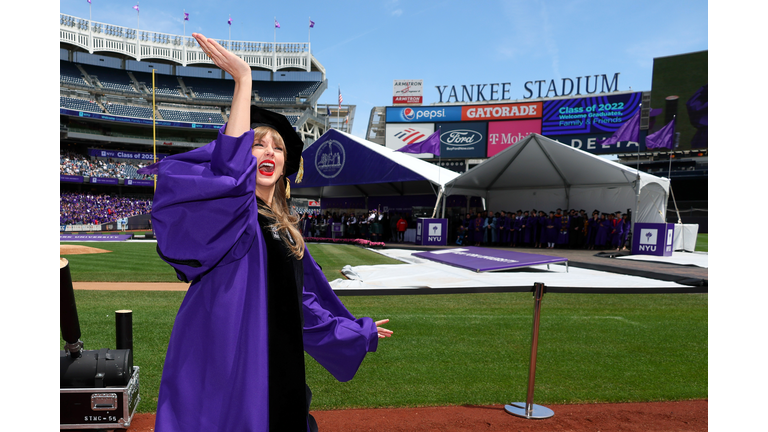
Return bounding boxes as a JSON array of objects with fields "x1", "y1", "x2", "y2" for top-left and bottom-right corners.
[{"x1": 138, "y1": 34, "x2": 392, "y2": 432}]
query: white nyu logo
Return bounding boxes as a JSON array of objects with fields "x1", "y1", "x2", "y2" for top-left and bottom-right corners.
[{"x1": 639, "y1": 229, "x2": 658, "y2": 245}]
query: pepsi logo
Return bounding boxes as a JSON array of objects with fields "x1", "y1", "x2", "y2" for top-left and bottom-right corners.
[{"x1": 403, "y1": 108, "x2": 415, "y2": 121}]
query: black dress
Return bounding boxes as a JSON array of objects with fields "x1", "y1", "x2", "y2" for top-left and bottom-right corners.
[{"x1": 257, "y1": 198, "x2": 318, "y2": 431}]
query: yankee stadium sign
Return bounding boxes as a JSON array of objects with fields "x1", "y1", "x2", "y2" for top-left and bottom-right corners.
[{"x1": 435, "y1": 73, "x2": 620, "y2": 102}]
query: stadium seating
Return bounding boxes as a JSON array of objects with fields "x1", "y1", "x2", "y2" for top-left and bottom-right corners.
[
  {"x1": 60, "y1": 60, "x2": 91, "y2": 87},
  {"x1": 131, "y1": 71, "x2": 187, "y2": 99},
  {"x1": 81, "y1": 63, "x2": 139, "y2": 93},
  {"x1": 181, "y1": 76, "x2": 234, "y2": 101},
  {"x1": 104, "y1": 103, "x2": 154, "y2": 119},
  {"x1": 60, "y1": 96, "x2": 103, "y2": 113},
  {"x1": 158, "y1": 108, "x2": 225, "y2": 123}
]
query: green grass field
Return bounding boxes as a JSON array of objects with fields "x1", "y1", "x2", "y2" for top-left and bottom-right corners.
[{"x1": 60, "y1": 241, "x2": 707, "y2": 413}]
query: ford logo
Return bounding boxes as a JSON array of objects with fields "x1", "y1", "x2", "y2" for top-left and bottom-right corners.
[
  {"x1": 440, "y1": 130, "x2": 483, "y2": 146},
  {"x1": 403, "y1": 108, "x2": 415, "y2": 121}
]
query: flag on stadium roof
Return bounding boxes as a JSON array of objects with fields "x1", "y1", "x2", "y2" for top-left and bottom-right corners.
[
  {"x1": 275, "y1": 19, "x2": 280, "y2": 28},
  {"x1": 326, "y1": 106, "x2": 331, "y2": 116},
  {"x1": 338, "y1": 87, "x2": 343, "y2": 108},
  {"x1": 645, "y1": 117, "x2": 676, "y2": 150},
  {"x1": 309, "y1": 18, "x2": 315, "y2": 28},
  {"x1": 396, "y1": 129, "x2": 441, "y2": 156},
  {"x1": 184, "y1": 12, "x2": 189, "y2": 21},
  {"x1": 596, "y1": 109, "x2": 640, "y2": 146},
  {"x1": 228, "y1": 17, "x2": 232, "y2": 25},
  {"x1": 133, "y1": 4, "x2": 139, "y2": 13}
]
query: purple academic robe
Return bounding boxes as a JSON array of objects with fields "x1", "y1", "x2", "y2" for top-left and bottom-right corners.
[
  {"x1": 595, "y1": 219, "x2": 611, "y2": 246},
  {"x1": 611, "y1": 219, "x2": 624, "y2": 248},
  {"x1": 557, "y1": 216, "x2": 570, "y2": 245},
  {"x1": 471, "y1": 217, "x2": 484, "y2": 244},
  {"x1": 512, "y1": 217, "x2": 522, "y2": 244},
  {"x1": 544, "y1": 217, "x2": 559, "y2": 243},
  {"x1": 139, "y1": 126, "x2": 378, "y2": 431}
]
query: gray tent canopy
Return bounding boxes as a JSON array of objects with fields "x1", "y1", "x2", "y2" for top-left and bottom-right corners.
[{"x1": 442, "y1": 133, "x2": 670, "y2": 224}]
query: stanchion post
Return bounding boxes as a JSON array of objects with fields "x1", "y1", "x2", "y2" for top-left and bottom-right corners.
[{"x1": 505, "y1": 282, "x2": 554, "y2": 419}]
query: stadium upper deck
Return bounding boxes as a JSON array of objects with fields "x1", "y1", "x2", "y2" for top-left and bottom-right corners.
[{"x1": 60, "y1": 13, "x2": 354, "y2": 148}]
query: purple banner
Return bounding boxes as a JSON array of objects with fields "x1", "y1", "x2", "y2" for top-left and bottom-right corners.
[
  {"x1": 60, "y1": 234, "x2": 134, "y2": 241},
  {"x1": 542, "y1": 92, "x2": 643, "y2": 136},
  {"x1": 413, "y1": 247, "x2": 567, "y2": 272},
  {"x1": 89, "y1": 148, "x2": 168, "y2": 161},
  {"x1": 90, "y1": 177, "x2": 119, "y2": 185},
  {"x1": 125, "y1": 178, "x2": 155, "y2": 187},
  {"x1": 60, "y1": 175, "x2": 84, "y2": 183}
]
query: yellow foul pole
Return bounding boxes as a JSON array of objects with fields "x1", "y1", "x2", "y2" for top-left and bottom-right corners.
[{"x1": 152, "y1": 69, "x2": 157, "y2": 191}]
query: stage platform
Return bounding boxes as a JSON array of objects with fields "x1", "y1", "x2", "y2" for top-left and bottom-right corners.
[{"x1": 324, "y1": 242, "x2": 708, "y2": 295}]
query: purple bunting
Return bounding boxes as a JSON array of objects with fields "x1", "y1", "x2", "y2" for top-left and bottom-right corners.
[
  {"x1": 645, "y1": 118, "x2": 676, "y2": 150},
  {"x1": 396, "y1": 129, "x2": 441, "y2": 156},
  {"x1": 596, "y1": 110, "x2": 640, "y2": 146}
]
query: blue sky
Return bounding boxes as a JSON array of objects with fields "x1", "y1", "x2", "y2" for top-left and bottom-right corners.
[{"x1": 59, "y1": 1, "x2": 708, "y2": 138}]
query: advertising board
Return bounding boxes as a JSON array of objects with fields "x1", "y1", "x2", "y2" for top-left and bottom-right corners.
[
  {"x1": 461, "y1": 102, "x2": 542, "y2": 121},
  {"x1": 435, "y1": 122, "x2": 487, "y2": 159},
  {"x1": 541, "y1": 92, "x2": 643, "y2": 136},
  {"x1": 386, "y1": 106, "x2": 462, "y2": 123},
  {"x1": 487, "y1": 119, "x2": 542, "y2": 157},
  {"x1": 385, "y1": 123, "x2": 435, "y2": 158},
  {"x1": 393, "y1": 80, "x2": 424, "y2": 104}
]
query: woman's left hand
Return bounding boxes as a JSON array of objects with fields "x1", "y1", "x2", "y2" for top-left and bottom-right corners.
[{"x1": 375, "y1": 319, "x2": 393, "y2": 338}]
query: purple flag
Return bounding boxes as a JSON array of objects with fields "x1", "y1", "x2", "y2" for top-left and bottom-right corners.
[
  {"x1": 275, "y1": 19, "x2": 280, "y2": 28},
  {"x1": 87, "y1": 0, "x2": 91, "y2": 4},
  {"x1": 184, "y1": 12, "x2": 189, "y2": 21},
  {"x1": 133, "y1": 4, "x2": 139, "y2": 13},
  {"x1": 309, "y1": 18, "x2": 315, "y2": 28},
  {"x1": 396, "y1": 129, "x2": 441, "y2": 156},
  {"x1": 596, "y1": 110, "x2": 640, "y2": 145},
  {"x1": 228, "y1": 17, "x2": 232, "y2": 25},
  {"x1": 645, "y1": 118, "x2": 676, "y2": 150}
]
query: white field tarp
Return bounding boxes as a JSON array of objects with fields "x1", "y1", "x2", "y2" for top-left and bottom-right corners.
[{"x1": 443, "y1": 134, "x2": 670, "y2": 223}]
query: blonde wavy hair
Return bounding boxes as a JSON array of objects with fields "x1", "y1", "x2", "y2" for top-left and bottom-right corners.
[{"x1": 253, "y1": 126, "x2": 305, "y2": 259}]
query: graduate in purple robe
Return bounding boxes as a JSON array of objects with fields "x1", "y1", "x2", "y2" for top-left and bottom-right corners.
[
  {"x1": 138, "y1": 34, "x2": 392, "y2": 432},
  {"x1": 511, "y1": 210, "x2": 522, "y2": 246},
  {"x1": 595, "y1": 213, "x2": 611, "y2": 248},
  {"x1": 620, "y1": 213, "x2": 631, "y2": 250},
  {"x1": 471, "y1": 213, "x2": 484, "y2": 245},
  {"x1": 544, "y1": 211, "x2": 558, "y2": 248},
  {"x1": 610, "y1": 211, "x2": 624, "y2": 250},
  {"x1": 557, "y1": 213, "x2": 570, "y2": 246},
  {"x1": 586, "y1": 211, "x2": 600, "y2": 249}
]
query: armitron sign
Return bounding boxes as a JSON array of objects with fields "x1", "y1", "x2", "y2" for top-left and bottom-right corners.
[{"x1": 393, "y1": 80, "x2": 423, "y2": 104}]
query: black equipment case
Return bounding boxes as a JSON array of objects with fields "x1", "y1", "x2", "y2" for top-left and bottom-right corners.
[
  {"x1": 60, "y1": 364, "x2": 140, "y2": 429},
  {"x1": 60, "y1": 258, "x2": 141, "y2": 429}
]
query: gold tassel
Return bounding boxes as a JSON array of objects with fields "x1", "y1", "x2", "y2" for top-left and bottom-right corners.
[
  {"x1": 286, "y1": 177, "x2": 291, "y2": 199},
  {"x1": 296, "y1": 157, "x2": 304, "y2": 184}
]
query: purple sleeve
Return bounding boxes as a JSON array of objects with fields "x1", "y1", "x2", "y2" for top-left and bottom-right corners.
[
  {"x1": 140, "y1": 124, "x2": 261, "y2": 282},
  {"x1": 301, "y1": 248, "x2": 379, "y2": 382}
]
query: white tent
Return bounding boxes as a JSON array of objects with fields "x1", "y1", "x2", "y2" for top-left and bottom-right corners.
[
  {"x1": 443, "y1": 133, "x2": 670, "y2": 224},
  {"x1": 290, "y1": 129, "x2": 460, "y2": 199}
]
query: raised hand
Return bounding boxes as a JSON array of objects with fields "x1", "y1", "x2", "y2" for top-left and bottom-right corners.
[{"x1": 192, "y1": 33, "x2": 251, "y2": 83}]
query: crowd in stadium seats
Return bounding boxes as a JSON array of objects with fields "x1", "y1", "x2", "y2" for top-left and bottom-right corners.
[
  {"x1": 60, "y1": 192, "x2": 152, "y2": 226},
  {"x1": 60, "y1": 151, "x2": 153, "y2": 180}
]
